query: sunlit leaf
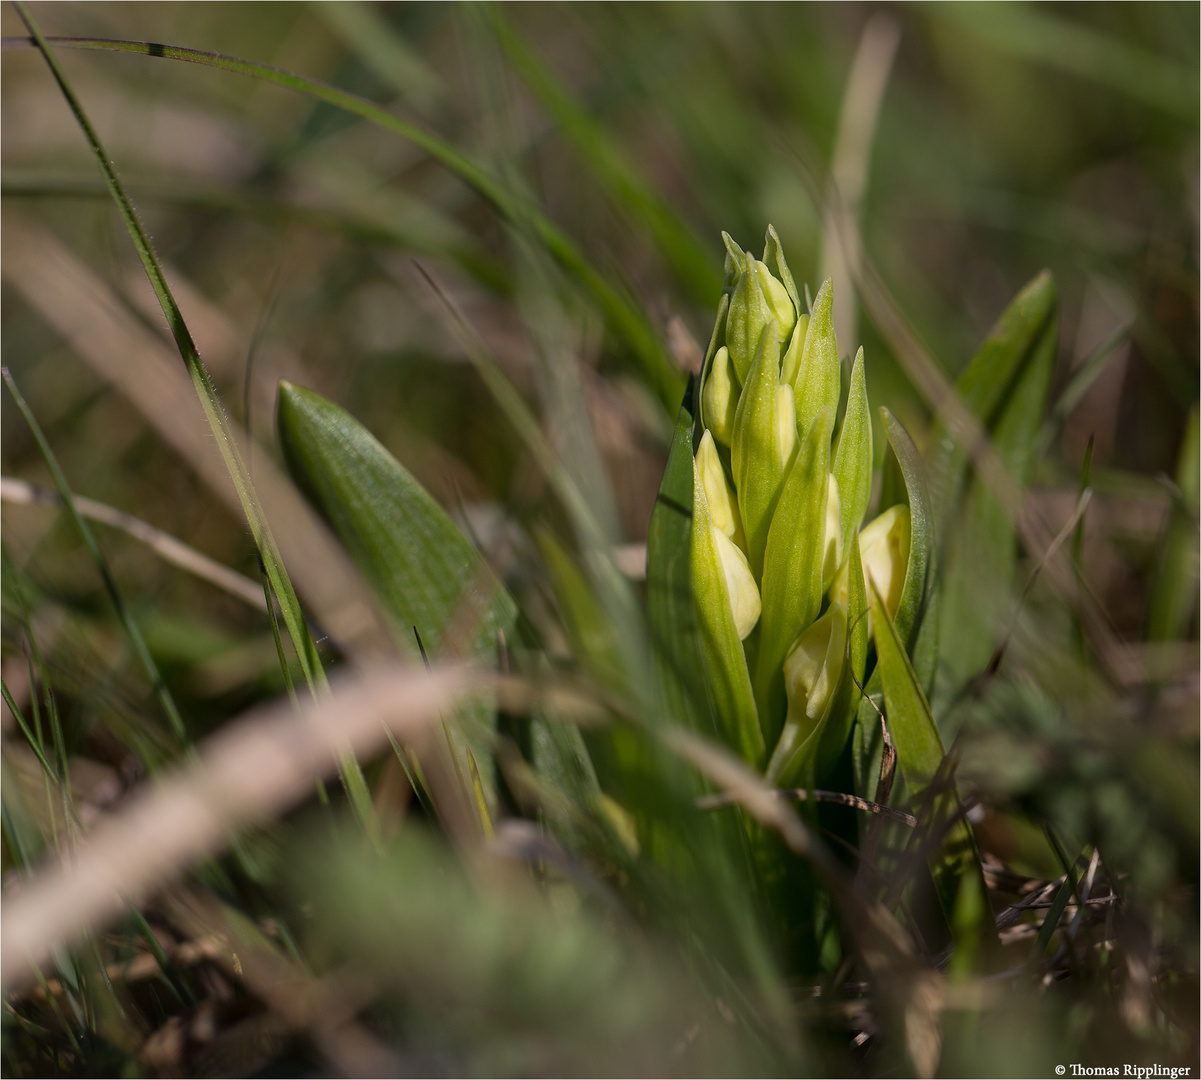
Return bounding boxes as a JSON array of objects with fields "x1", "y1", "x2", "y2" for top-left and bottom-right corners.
[
  {"x1": 646, "y1": 384, "x2": 722, "y2": 738},
  {"x1": 691, "y1": 455, "x2": 764, "y2": 767},
  {"x1": 277, "y1": 382, "x2": 516, "y2": 793},
  {"x1": 853, "y1": 409, "x2": 935, "y2": 800},
  {"x1": 937, "y1": 275, "x2": 1058, "y2": 698},
  {"x1": 832, "y1": 347, "x2": 873, "y2": 552},
  {"x1": 753, "y1": 416, "x2": 830, "y2": 749}
]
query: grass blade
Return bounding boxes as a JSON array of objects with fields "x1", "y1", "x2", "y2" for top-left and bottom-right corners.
[
  {"x1": 12, "y1": 8, "x2": 324, "y2": 700},
  {"x1": 487, "y1": 6, "x2": 721, "y2": 305},
  {"x1": 2, "y1": 32, "x2": 683, "y2": 412},
  {"x1": 2, "y1": 369, "x2": 188, "y2": 746}
]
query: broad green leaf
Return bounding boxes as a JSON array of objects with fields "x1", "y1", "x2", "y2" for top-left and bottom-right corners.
[
  {"x1": 691, "y1": 457, "x2": 764, "y2": 766},
  {"x1": 868, "y1": 578, "x2": 997, "y2": 968},
  {"x1": 277, "y1": 382, "x2": 516, "y2": 793},
  {"x1": 278, "y1": 383, "x2": 516, "y2": 657},
  {"x1": 731, "y1": 328, "x2": 794, "y2": 578},
  {"x1": 852, "y1": 409, "x2": 935, "y2": 799},
  {"x1": 928, "y1": 271, "x2": 1057, "y2": 524},
  {"x1": 868, "y1": 579, "x2": 945, "y2": 791},
  {"x1": 938, "y1": 288, "x2": 1058, "y2": 698},
  {"x1": 753, "y1": 416, "x2": 831, "y2": 750},
  {"x1": 646, "y1": 385, "x2": 722, "y2": 739},
  {"x1": 878, "y1": 408, "x2": 934, "y2": 649},
  {"x1": 790, "y1": 279, "x2": 840, "y2": 441},
  {"x1": 832, "y1": 347, "x2": 873, "y2": 551}
]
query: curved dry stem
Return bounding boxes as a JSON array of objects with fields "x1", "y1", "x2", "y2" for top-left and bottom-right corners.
[
  {"x1": 1, "y1": 477, "x2": 267, "y2": 611},
  {"x1": 1, "y1": 662, "x2": 480, "y2": 993}
]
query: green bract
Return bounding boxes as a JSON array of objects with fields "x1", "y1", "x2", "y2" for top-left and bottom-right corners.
[{"x1": 691, "y1": 227, "x2": 894, "y2": 777}]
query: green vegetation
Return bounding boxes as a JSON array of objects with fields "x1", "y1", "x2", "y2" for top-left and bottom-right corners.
[{"x1": 2, "y1": 4, "x2": 1196, "y2": 1076}]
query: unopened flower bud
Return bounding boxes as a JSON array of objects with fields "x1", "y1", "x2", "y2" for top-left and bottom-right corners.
[
  {"x1": 775, "y1": 384, "x2": 797, "y2": 469},
  {"x1": 703, "y1": 346, "x2": 739, "y2": 447},
  {"x1": 713, "y1": 527, "x2": 761, "y2": 640},
  {"x1": 822, "y1": 476, "x2": 843, "y2": 589},
  {"x1": 724, "y1": 236, "x2": 797, "y2": 383},
  {"x1": 779, "y1": 313, "x2": 810, "y2": 389},
  {"x1": 830, "y1": 504, "x2": 911, "y2": 628},
  {"x1": 756, "y1": 262, "x2": 796, "y2": 345},
  {"x1": 783, "y1": 603, "x2": 847, "y2": 726},
  {"x1": 697, "y1": 429, "x2": 746, "y2": 552}
]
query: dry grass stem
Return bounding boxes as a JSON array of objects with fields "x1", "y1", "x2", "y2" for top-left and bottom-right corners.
[
  {"x1": 0, "y1": 476, "x2": 268, "y2": 610},
  {"x1": 1, "y1": 661, "x2": 479, "y2": 992}
]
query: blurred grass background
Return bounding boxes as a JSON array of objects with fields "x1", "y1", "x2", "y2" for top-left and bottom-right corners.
[{"x1": 1, "y1": 2, "x2": 1197, "y2": 1076}]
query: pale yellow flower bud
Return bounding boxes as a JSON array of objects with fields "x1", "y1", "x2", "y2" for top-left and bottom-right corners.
[
  {"x1": 775, "y1": 384, "x2": 797, "y2": 470},
  {"x1": 697, "y1": 429, "x2": 747, "y2": 552},
  {"x1": 822, "y1": 476, "x2": 843, "y2": 589},
  {"x1": 703, "y1": 346, "x2": 739, "y2": 447},
  {"x1": 779, "y1": 313, "x2": 810, "y2": 389},
  {"x1": 830, "y1": 504, "x2": 911, "y2": 628},
  {"x1": 713, "y1": 526, "x2": 761, "y2": 640},
  {"x1": 756, "y1": 261, "x2": 796, "y2": 345},
  {"x1": 783, "y1": 603, "x2": 847, "y2": 725}
]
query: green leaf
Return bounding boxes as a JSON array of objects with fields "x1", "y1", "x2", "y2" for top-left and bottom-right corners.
[
  {"x1": 731, "y1": 329, "x2": 793, "y2": 578},
  {"x1": 277, "y1": 382, "x2": 516, "y2": 791},
  {"x1": 691, "y1": 457, "x2": 764, "y2": 767},
  {"x1": 928, "y1": 271, "x2": 1057, "y2": 525},
  {"x1": 868, "y1": 579, "x2": 944, "y2": 792},
  {"x1": 852, "y1": 409, "x2": 935, "y2": 799},
  {"x1": 879, "y1": 408, "x2": 934, "y2": 649},
  {"x1": 278, "y1": 383, "x2": 516, "y2": 657},
  {"x1": 938, "y1": 280, "x2": 1058, "y2": 697},
  {"x1": 646, "y1": 385, "x2": 722, "y2": 738},
  {"x1": 832, "y1": 347, "x2": 873, "y2": 551},
  {"x1": 929, "y1": 4, "x2": 1198, "y2": 121},
  {"x1": 753, "y1": 416, "x2": 831, "y2": 750},
  {"x1": 791, "y1": 278, "x2": 840, "y2": 440}
]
